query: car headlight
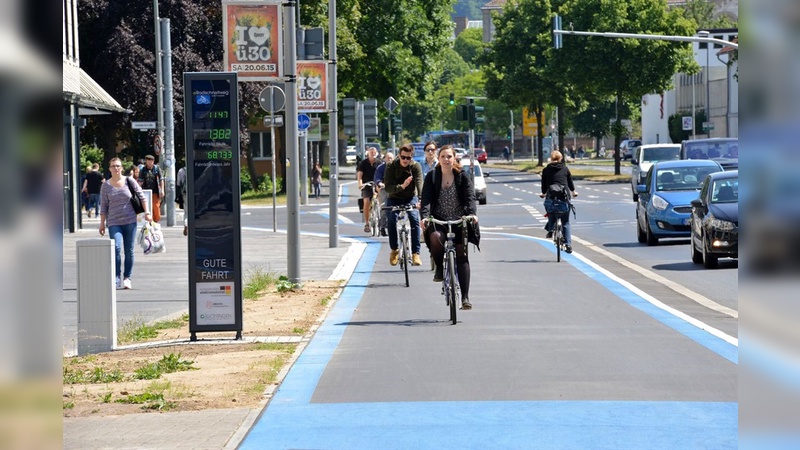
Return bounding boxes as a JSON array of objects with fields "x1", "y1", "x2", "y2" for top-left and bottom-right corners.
[
  {"x1": 652, "y1": 194, "x2": 669, "y2": 211},
  {"x1": 709, "y1": 216, "x2": 736, "y2": 231}
]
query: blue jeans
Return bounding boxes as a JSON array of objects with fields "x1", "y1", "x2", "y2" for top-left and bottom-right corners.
[
  {"x1": 545, "y1": 213, "x2": 572, "y2": 246},
  {"x1": 88, "y1": 193, "x2": 100, "y2": 215},
  {"x1": 108, "y1": 222, "x2": 137, "y2": 279},
  {"x1": 386, "y1": 197, "x2": 421, "y2": 254}
]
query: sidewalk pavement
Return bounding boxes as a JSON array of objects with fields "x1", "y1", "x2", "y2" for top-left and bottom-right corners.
[{"x1": 63, "y1": 209, "x2": 361, "y2": 449}]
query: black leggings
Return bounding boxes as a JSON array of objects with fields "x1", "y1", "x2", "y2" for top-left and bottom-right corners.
[{"x1": 428, "y1": 229, "x2": 470, "y2": 300}]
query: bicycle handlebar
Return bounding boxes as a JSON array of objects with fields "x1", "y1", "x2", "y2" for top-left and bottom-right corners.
[
  {"x1": 424, "y1": 215, "x2": 477, "y2": 226},
  {"x1": 383, "y1": 204, "x2": 416, "y2": 212},
  {"x1": 360, "y1": 181, "x2": 375, "y2": 189}
]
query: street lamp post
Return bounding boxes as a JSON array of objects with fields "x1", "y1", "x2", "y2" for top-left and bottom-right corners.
[{"x1": 699, "y1": 30, "x2": 710, "y2": 137}]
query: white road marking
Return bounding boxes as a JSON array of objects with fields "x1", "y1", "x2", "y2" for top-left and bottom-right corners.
[
  {"x1": 572, "y1": 235, "x2": 738, "y2": 320},
  {"x1": 517, "y1": 204, "x2": 738, "y2": 321}
]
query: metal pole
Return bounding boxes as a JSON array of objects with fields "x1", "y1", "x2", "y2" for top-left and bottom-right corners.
[
  {"x1": 270, "y1": 110, "x2": 277, "y2": 232},
  {"x1": 153, "y1": 0, "x2": 164, "y2": 169},
  {"x1": 300, "y1": 131, "x2": 308, "y2": 205},
  {"x1": 706, "y1": 43, "x2": 710, "y2": 137},
  {"x1": 160, "y1": 18, "x2": 176, "y2": 227},
  {"x1": 328, "y1": 0, "x2": 339, "y2": 248},
  {"x1": 692, "y1": 73, "x2": 696, "y2": 140},
  {"x1": 509, "y1": 109, "x2": 514, "y2": 163},
  {"x1": 284, "y1": 1, "x2": 300, "y2": 283}
]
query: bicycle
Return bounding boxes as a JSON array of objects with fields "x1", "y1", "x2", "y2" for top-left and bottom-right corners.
[
  {"x1": 424, "y1": 215, "x2": 476, "y2": 325},
  {"x1": 541, "y1": 192, "x2": 576, "y2": 262},
  {"x1": 360, "y1": 182, "x2": 380, "y2": 236},
  {"x1": 385, "y1": 204, "x2": 415, "y2": 287}
]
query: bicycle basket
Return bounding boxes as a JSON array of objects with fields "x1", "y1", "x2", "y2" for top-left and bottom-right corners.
[{"x1": 544, "y1": 198, "x2": 570, "y2": 214}]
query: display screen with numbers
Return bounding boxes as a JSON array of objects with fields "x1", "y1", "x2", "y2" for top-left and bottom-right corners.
[{"x1": 184, "y1": 72, "x2": 242, "y2": 339}]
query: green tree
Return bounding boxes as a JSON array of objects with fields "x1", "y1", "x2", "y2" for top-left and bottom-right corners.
[
  {"x1": 454, "y1": 28, "x2": 484, "y2": 67},
  {"x1": 484, "y1": 0, "x2": 565, "y2": 165},
  {"x1": 559, "y1": 0, "x2": 697, "y2": 174},
  {"x1": 679, "y1": 0, "x2": 737, "y2": 29}
]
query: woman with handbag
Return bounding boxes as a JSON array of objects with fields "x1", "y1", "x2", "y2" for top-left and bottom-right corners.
[
  {"x1": 99, "y1": 157, "x2": 151, "y2": 289},
  {"x1": 420, "y1": 145, "x2": 479, "y2": 310}
]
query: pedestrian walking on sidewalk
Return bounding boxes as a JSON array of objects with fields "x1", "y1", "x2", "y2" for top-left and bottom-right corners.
[
  {"x1": 100, "y1": 157, "x2": 151, "y2": 290},
  {"x1": 311, "y1": 162, "x2": 323, "y2": 199}
]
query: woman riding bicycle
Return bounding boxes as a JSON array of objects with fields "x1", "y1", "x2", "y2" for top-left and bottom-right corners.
[
  {"x1": 539, "y1": 150, "x2": 577, "y2": 253},
  {"x1": 421, "y1": 145, "x2": 479, "y2": 310}
]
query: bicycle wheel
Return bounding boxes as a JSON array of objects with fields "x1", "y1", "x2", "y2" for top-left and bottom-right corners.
[
  {"x1": 555, "y1": 219, "x2": 562, "y2": 262},
  {"x1": 370, "y1": 201, "x2": 380, "y2": 236},
  {"x1": 400, "y1": 229, "x2": 410, "y2": 287},
  {"x1": 447, "y1": 251, "x2": 457, "y2": 324}
]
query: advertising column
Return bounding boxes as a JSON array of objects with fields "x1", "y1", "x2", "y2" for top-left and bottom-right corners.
[{"x1": 183, "y1": 72, "x2": 243, "y2": 340}]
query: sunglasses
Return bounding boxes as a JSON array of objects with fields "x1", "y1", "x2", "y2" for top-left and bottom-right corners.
[
  {"x1": 110, "y1": 165, "x2": 122, "y2": 168},
  {"x1": 399, "y1": 155, "x2": 413, "y2": 161},
  {"x1": 426, "y1": 148, "x2": 436, "y2": 152}
]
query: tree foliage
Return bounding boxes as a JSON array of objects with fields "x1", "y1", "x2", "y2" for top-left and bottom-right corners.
[
  {"x1": 558, "y1": 0, "x2": 697, "y2": 172},
  {"x1": 454, "y1": 28, "x2": 484, "y2": 67}
]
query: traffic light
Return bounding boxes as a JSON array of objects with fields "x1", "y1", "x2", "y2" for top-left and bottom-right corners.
[
  {"x1": 449, "y1": 93, "x2": 455, "y2": 105},
  {"x1": 381, "y1": 118, "x2": 389, "y2": 142},
  {"x1": 392, "y1": 116, "x2": 402, "y2": 134},
  {"x1": 342, "y1": 98, "x2": 356, "y2": 135},
  {"x1": 467, "y1": 100, "x2": 484, "y2": 129},
  {"x1": 363, "y1": 98, "x2": 378, "y2": 137},
  {"x1": 456, "y1": 104, "x2": 468, "y2": 122}
]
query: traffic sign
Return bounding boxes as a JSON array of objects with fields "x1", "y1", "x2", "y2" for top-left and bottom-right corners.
[
  {"x1": 153, "y1": 134, "x2": 163, "y2": 155},
  {"x1": 384, "y1": 96, "x2": 398, "y2": 113},
  {"x1": 702, "y1": 121, "x2": 714, "y2": 131},
  {"x1": 132, "y1": 121, "x2": 157, "y2": 130},
  {"x1": 259, "y1": 85, "x2": 286, "y2": 113},
  {"x1": 263, "y1": 115, "x2": 284, "y2": 127},
  {"x1": 298, "y1": 114, "x2": 311, "y2": 130},
  {"x1": 682, "y1": 116, "x2": 693, "y2": 131}
]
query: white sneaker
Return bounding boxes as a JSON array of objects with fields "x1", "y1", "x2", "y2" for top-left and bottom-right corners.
[
  {"x1": 116, "y1": 277, "x2": 122, "y2": 290},
  {"x1": 123, "y1": 278, "x2": 132, "y2": 290}
]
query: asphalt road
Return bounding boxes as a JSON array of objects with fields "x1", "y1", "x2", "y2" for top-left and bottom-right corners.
[{"x1": 237, "y1": 164, "x2": 738, "y2": 449}]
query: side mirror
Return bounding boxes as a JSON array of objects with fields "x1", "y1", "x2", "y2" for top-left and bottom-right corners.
[
  {"x1": 636, "y1": 184, "x2": 647, "y2": 194},
  {"x1": 690, "y1": 198, "x2": 703, "y2": 208},
  {"x1": 631, "y1": 158, "x2": 638, "y2": 165}
]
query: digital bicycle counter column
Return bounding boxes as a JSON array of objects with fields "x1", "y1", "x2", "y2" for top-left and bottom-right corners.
[{"x1": 183, "y1": 72, "x2": 242, "y2": 340}]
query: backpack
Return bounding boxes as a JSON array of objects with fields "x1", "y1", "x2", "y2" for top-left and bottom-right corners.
[
  {"x1": 141, "y1": 166, "x2": 161, "y2": 194},
  {"x1": 546, "y1": 183, "x2": 569, "y2": 201}
]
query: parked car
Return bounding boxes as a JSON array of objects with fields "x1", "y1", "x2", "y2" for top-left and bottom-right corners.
[
  {"x1": 630, "y1": 144, "x2": 682, "y2": 201},
  {"x1": 464, "y1": 160, "x2": 487, "y2": 205},
  {"x1": 636, "y1": 159, "x2": 723, "y2": 246},
  {"x1": 618, "y1": 139, "x2": 641, "y2": 160},
  {"x1": 454, "y1": 147, "x2": 467, "y2": 161},
  {"x1": 474, "y1": 148, "x2": 488, "y2": 163},
  {"x1": 690, "y1": 170, "x2": 738, "y2": 268},
  {"x1": 345, "y1": 146, "x2": 357, "y2": 164},
  {"x1": 680, "y1": 137, "x2": 738, "y2": 170}
]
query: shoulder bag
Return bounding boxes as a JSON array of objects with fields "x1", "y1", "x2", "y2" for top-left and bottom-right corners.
[{"x1": 126, "y1": 177, "x2": 146, "y2": 214}]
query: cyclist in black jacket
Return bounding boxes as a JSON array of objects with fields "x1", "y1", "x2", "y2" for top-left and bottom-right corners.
[{"x1": 539, "y1": 150, "x2": 577, "y2": 253}]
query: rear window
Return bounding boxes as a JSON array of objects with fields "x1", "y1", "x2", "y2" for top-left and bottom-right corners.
[
  {"x1": 642, "y1": 146, "x2": 680, "y2": 163},
  {"x1": 682, "y1": 139, "x2": 738, "y2": 160}
]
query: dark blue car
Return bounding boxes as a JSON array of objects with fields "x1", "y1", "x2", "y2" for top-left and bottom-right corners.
[
  {"x1": 636, "y1": 160, "x2": 723, "y2": 245},
  {"x1": 690, "y1": 170, "x2": 738, "y2": 268}
]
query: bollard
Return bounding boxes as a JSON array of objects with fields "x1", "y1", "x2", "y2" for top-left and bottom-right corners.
[{"x1": 77, "y1": 239, "x2": 117, "y2": 355}]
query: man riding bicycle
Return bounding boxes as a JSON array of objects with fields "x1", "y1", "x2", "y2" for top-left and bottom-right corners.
[
  {"x1": 539, "y1": 150, "x2": 577, "y2": 253},
  {"x1": 383, "y1": 144, "x2": 424, "y2": 266},
  {"x1": 357, "y1": 146, "x2": 380, "y2": 233}
]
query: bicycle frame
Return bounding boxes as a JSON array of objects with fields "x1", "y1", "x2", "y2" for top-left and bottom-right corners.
[
  {"x1": 424, "y1": 216, "x2": 475, "y2": 324},
  {"x1": 386, "y1": 204, "x2": 414, "y2": 287}
]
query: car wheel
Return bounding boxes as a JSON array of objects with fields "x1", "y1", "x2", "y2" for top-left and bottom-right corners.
[
  {"x1": 636, "y1": 212, "x2": 646, "y2": 244},
  {"x1": 479, "y1": 196, "x2": 487, "y2": 205},
  {"x1": 690, "y1": 230, "x2": 703, "y2": 264},
  {"x1": 702, "y1": 236, "x2": 718, "y2": 269},
  {"x1": 645, "y1": 217, "x2": 658, "y2": 246}
]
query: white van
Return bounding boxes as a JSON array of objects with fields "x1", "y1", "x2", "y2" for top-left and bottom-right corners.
[{"x1": 630, "y1": 143, "x2": 681, "y2": 201}]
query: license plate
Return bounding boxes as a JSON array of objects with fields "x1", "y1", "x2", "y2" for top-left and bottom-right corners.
[{"x1": 684, "y1": 218, "x2": 691, "y2": 225}]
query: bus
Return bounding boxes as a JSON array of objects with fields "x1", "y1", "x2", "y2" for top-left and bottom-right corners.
[{"x1": 421, "y1": 130, "x2": 484, "y2": 148}]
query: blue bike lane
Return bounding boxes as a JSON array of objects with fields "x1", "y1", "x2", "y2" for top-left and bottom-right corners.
[{"x1": 239, "y1": 234, "x2": 737, "y2": 449}]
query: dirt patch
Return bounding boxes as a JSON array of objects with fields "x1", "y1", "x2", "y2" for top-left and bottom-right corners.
[{"x1": 63, "y1": 280, "x2": 342, "y2": 418}]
